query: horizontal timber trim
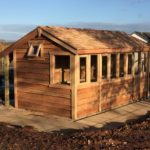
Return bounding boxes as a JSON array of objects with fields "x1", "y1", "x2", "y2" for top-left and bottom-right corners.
[{"x1": 77, "y1": 47, "x2": 149, "y2": 55}]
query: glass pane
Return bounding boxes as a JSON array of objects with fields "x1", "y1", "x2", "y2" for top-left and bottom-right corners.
[
  {"x1": 91, "y1": 55, "x2": 97, "y2": 82},
  {"x1": 111, "y1": 54, "x2": 116, "y2": 78},
  {"x1": 128, "y1": 54, "x2": 132, "y2": 75},
  {"x1": 80, "y1": 57, "x2": 86, "y2": 83},
  {"x1": 102, "y1": 56, "x2": 107, "y2": 79},
  {"x1": 134, "y1": 52, "x2": 139, "y2": 75},
  {"x1": 120, "y1": 54, "x2": 124, "y2": 77},
  {"x1": 55, "y1": 56, "x2": 70, "y2": 84}
]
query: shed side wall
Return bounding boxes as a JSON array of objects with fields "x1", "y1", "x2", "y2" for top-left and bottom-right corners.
[{"x1": 15, "y1": 36, "x2": 71, "y2": 117}]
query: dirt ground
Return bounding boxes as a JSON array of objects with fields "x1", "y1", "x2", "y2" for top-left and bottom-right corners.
[{"x1": 0, "y1": 112, "x2": 149, "y2": 150}]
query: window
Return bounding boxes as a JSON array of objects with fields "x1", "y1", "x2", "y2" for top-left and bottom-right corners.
[
  {"x1": 27, "y1": 44, "x2": 42, "y2": 57},
  {"x1": 111, "y1": 54, "x2": 116, "y2": 78},
  {"x1": 134, "y1": 52, "x2": 139, "y2": 75},
  {"x1": 128, "y1": 54, "x2": 132, "y2": 75},
  {"x1": 120, "y1": 54, "x2": 124, "y2": 77},
  {"x1": 144, "y1": 53, "x2": 147, "y2": 72},
  {"x1": 91, "y1": 55, "x2": 97, "y2": 82},
  {"x1": 80, "y1": 57, "x2": 86, "y2": 83},
  {"x1": 55, "y1": 56, "x2": 70, "y2": 84},
  {"x1": 102, "y1": 56, "x2": 107, "y2": 79},
  {"x1": 141, "y1": 52, "x2": 147, "y2": 73}
]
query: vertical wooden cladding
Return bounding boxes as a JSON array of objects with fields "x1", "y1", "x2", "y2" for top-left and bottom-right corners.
[
  {"x1": 15, "y1": 35, "x2": 72, "y2": 118},
  {"x1": 77, "y1": 84, "x2": 99, "y2": 118}
]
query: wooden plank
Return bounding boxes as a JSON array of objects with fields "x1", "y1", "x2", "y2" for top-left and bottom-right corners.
[
  {"x1": 78, "y1": 96, "x2": 99, "y2": 106},
  {"x1": 147, "y1": 52, "x2": 150, "y2": 97},
  {"x1": 98, "y1": 54, "x2": 102, "y2": 112},
  {"x1": 17, "y1": 81, "x2": 71, "y2": 93},
  {"x1": 4, "y1": 55, "x2": 9, "y2": 106},
  {"x1": 14, "y1": 50, "x2": 18, "y2": 108},
  {"x1": 78, "y1": 92, "x2": 98, "y2": 101},
  {"x1": 17, "y1": 86, "x2": 71, "y2": 99},
  {"x1": 77, "y1": 85, "x2": 98, "y2": 94},
  {"x1": 17, "y1": 78, "x2": 48, "y2": 86},
  {"x1": 124, "y1": 53, "x2": 128, "y2": 78},
  {"x1": 116, "y1": 53, "x2": 120, "y2": 78},
  {"x1": 17, "y1": 92, "x2": 71, "y2": 109},
  {"x1": 17, "y1": 66, "x2": 49, "y2": 75},
  {"x1": 17, "y1": 72, "x2": 49, "y2": 81},
  {"x1": 71, "y1": 55, "x2": 79, "y2": 120},
  {"x1": 18, "y1": 100, "x2": 71, "y2": 118},
  {"x1": 107, "y1": 54, "x2": 111, "y2": 80},
  {"x1": 17, "y1": 60, "x2": 49, "y2": 68},
  {"x1": 50, "y1": 54, "x2": 55, "y2": 84},
  {"x1": 77, "y1": 105, "x2": 98, "y2": 118},
  {"x1": 86, "y1": 55, "x2": 91, "y2": 83}
]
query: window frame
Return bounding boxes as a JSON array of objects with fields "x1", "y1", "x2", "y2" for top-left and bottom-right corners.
[
  {"x1": 141, "y1": 52, "x2": 147, "y2": 75},
  {"x1": 111, "y1": 53, "x2": 117, "y2": 79},
  {"x1": 79, "y1": 55, "x2": 87, "y2": 83},
  {"x1": 27, "y1": 41, "x2": 43, "y2": 57},
  {"x1": 127, "y1": 53, "x2": 133, "y2": 76},
  {"x1": 91, "y1": 55, "x2": 98, "y2": 82},
  {"x1": 54, "y1": 55, "x2": 71, "y2": 85}
]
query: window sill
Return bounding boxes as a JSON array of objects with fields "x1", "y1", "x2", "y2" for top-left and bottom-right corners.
[
  {"x1": 48, "y1": 84, "x2": 71, "y2": 89},
  {"x1": 78, "y1": 82, "x2": 99, "y2": 88}
]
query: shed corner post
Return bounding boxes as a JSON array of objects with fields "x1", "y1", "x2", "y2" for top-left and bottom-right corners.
[
  {"x1": 98, "y1": 54, "x2": 102, "y2": 112},
  {"x1": 13, "y1": 50, "x2": 18, "y2": 108},
  {"x1": 4, "y1": 55, "x2": 10, "y2": 107},
  {"x1": 71, "y1": 54, "x2": 79, "y2": 120}
]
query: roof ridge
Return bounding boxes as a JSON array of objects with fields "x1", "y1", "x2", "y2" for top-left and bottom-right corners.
[{"x1": 42, "y1": 25, "x2": 126, "y2": 33}]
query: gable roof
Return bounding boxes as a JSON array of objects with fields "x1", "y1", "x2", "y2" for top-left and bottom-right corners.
[
  {"x1": 131, "y1": 31, "x2": 150, "y2": 43},
  {"x1": 42, "y1": 26, "x2": 148, "y2": 51},
  {"x1": 0, "y1": 26, "x2": 149, "y2": 58}
]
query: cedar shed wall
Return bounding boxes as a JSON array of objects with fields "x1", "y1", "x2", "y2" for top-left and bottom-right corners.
[
  {"x1": 14, "y1": 35, "x2": 71, "y2": 118},
  {"x1": 77, "y1": 53, "x2": 149, "y2": 119}
]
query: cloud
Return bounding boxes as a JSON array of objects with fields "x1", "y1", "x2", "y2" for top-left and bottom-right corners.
[
  {"x1": 0, "y1": 23, "x2": 150, "y2": 41},
  {"x1": 0, "y1": 24, "x2": 36, "y2": 41}
]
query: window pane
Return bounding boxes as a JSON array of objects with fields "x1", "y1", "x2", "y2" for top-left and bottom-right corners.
[
  {"x1": 134, "y1": 52, "x2": 139, "y2": 75},
  {"x1": 141, "y1": 52, "x2": 147, "y2": 72},
  {"x1": 32, "y1": 46, "x2": 39, "y2": 55},
  {"x1": 28, "y1": 44, "x2": 41, "y2": 57},
  {"x1": 128, "y1": 54, "x2": 132, "y2": 75},
  {"x1": 80, "y1": 57, "x2": 86, "y2": 83},
  {"x1": 144, "y1": 53, "x2": 147, "y2": 72},
  {"x1": 102, "y1": 56, "x2": 107, "y2": 79},
  {"x1": 55, "y1": 56, "x2": 70, "y2": 84},
  {"x1": 111, "y1": 54, "x2": 116, "y2": 78},
  {"x1": 91, "y1": 55, "x2": 97, "y2": 82},
  {"x1": 120, "y1": 54, "x2": 124, "y2": 77}
]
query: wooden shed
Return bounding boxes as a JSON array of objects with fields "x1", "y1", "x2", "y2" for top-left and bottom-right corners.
[{"x1": 0, "y1": 26, "x2": 150, "y2": 120}]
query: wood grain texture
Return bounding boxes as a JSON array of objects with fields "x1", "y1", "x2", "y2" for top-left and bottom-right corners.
[{"x1": 15, "y1": 34, "x2": 72, "y2": 118}]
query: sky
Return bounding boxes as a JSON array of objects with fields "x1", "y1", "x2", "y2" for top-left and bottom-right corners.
[{"x1": 0, "y1": 0, "x2": 150, "y2": 41}]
